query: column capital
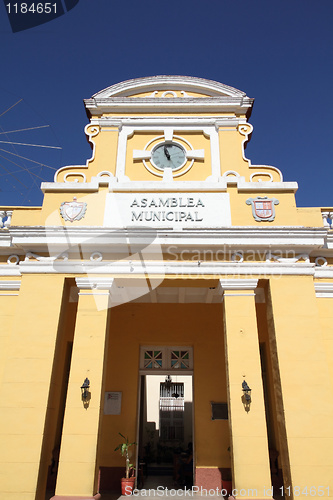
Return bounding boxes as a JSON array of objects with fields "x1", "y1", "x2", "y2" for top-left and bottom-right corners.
[
  {"x1": 219, "y1": 278, "x2": 258, "y2": 291},
  {"x1": 75, "y1": 277, "x2": 114, "y2": 292},
  {"x1": 0, "y1": 280, "x2": 21, "y2": 291}
]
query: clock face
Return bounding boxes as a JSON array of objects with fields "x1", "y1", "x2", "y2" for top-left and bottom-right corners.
[{"x1": 151, "y1": 142, "x2": 186, "y2": 171}]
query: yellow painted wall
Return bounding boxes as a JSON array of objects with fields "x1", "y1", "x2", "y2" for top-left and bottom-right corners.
[
  {"x1": 316, "y1": 296, "x2": 333, "y2": 389},
  {"x1": 40, "y1": 189, "x2": 107, "y2": 226},
  {"x1": 229, "y1": 188, "x2": 299, "y2": 226},
  {"x1": 297, "y1": 207, "x2": 323, "y2": 227},
  {"x1": 8, "y1": 206, "x2": 42, "y2": 226},
  {"x1": 268, "y1": 276, "x2": 333, "y2": 492},
  {"x1": 0, "y1": 292, "x2": 18, "y2": 388},
  {"x1": 0, "y1": 274, "x2": 67, "y2": 499},
  {"x1": 56, "y1": 125, "x2": 119, "y2": 182}
]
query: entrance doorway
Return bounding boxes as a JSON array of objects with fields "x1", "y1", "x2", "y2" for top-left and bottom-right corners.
[{"x1": 137, "y1": 374, "x2": 193, "y2": 489}]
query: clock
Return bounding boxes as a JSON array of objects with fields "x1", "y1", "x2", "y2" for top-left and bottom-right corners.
[
  {"x1": 151, "y1": 142, "x2": 186, "y2": 171},
  {"x1": 132, "y1": 133, "x2": 205, "y2": 179}
]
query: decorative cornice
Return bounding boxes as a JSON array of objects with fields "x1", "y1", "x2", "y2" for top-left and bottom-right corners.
[
  {"x1": 17, "y1": 260, "x2": 316, "y2": 277},
  {"x1": 94, "y1": 116, "x2": 241, "y2": 127},
  {"x1": 6, "y1": 226, "x2": 328, "y2": 253},
  {"x1": 0, "y1": 266, "x2": 21, "y2": 277},
  {"x1": 40, "y1": 179, "x2": 298, "y2": 193},
  {"x1": 84, "y1": 76, "x2": 253, "y2": 115},
  {"x1": 84, "y1": 97, "x2": 254, "y2": 115}
]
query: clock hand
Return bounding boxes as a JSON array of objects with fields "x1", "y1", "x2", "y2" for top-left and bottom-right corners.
[{"x1": 164, "y1": 145, "x2": 171, "y2": 160}]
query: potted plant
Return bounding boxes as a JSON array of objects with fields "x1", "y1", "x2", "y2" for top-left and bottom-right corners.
[{"x1": 115, "y1": 433, "x2": 137, "y2": 495}]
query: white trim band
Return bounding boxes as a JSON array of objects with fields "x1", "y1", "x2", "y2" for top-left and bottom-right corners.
[{"x1": 0, "y1": 280, "x2": 21, "y2": 291}]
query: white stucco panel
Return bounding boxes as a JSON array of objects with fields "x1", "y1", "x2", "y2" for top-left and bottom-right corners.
[{"x1": 103, "y1": 192, "x2": 231, "y2": 228}]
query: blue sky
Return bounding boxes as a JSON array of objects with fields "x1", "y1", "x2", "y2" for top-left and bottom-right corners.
[{"x1": 0, "y1": 0, "x2": 332, "y2": 207}]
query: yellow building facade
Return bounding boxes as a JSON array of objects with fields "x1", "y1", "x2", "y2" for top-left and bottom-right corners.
[{"x1": 0, "y1": 76, "x2": 333, "y2": 500}]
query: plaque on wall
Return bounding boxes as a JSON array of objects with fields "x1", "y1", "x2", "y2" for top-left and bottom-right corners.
[
  {"x1": 104, "y1": 391, "x2": 122, "y2": 415},
  {"x1": 103, "y1": 192, "x2": 232, "y2": 228},
  {"x1": 211, "y1": 402, "x2": 228, "y2": 420}
]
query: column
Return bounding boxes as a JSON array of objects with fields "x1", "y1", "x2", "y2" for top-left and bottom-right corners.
[
  {"x1": 0, "y1": 275, "x2": 66, "y2": 500},
  {"x1": 220, "y1": 279, "x2": 272, "y2": 499},
  {"x1": 52, "y1": 278, "x2": 113, "y2": 500}
]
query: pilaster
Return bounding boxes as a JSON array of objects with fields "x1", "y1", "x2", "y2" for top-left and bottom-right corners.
[
  {"x1": 220, "y1": 279, "x2": 272, "y2": 499},
  {"x1": 52, "y1": 278, "x2": 113, "y2": 500}
]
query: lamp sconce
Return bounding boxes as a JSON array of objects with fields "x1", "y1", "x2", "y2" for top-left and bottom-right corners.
[
  {"x1": 165, "y1": 375, "x2": 172, "y2": 391},
  {"x1": 242, "y1": 379, "x2": 252, "y2": 412},
  {"x1": 81, "y1": 377, "x2": 90, "y2": 407}
]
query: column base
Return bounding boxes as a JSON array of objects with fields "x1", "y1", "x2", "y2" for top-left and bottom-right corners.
[{"x1": 50, "y1": 495, "x2": 101, "y2": 500}]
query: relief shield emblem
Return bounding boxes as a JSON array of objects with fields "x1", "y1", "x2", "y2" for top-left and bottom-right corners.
[
  {"x1": 60, "y1": 198, "x2": 87, "y2": 222},
  {"x1": 254, "y1": 199, "x2": 273, "y2": 219},
  {"x1": 246, "y1": 196, "x2": 279, "y2": 222}
]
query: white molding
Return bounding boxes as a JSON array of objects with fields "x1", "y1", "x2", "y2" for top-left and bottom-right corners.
[
  {"x1": 250, "y1": 172, "x2": 273, "y2": 182},
  {"x1": 237, "y1": 122, "x2": 283, "y2": 182},
  {"x1": 0, "y1": 280, "x2": 21, "y2": 291},
  {"x1": 63, "y1": 172, "x2": 87, "y2": 183},
  {"x1": 75, "y1": 277, "x2": 114, "y2": 290},
  {"x1": 205, "y1": 125, "x2": 221, "y2": 180},
  {"x1": 238, "y1": 179, "x2": 298, "y2": 192},
  {"x1": 219, "y1": 279, "x2": 258, "y2": 291},
  {"x1": 266, "y1": 252, "x2": 309, "y2": 264},
  {"x1": 41, "y1": 178, "x2": 298, "y2": 193},
  {"x1": 17, "y1": 259, "x2": 316, "y2": 276},
  {"x1": 223, "y1": 292, "x2": 256, "y2": 297},
  {"x1": 7, "y1": 255, "x2": 19, "y2": 265},
  {"x1": 0, "y1": 233, "x2": 12, "y2": 248},
  {"x1": 84, "y1": 98, "x2": 253, "y2": 115},
  {"x1": 314, "y1": 266, "x2": 333, "y2": 279},
  {"x1": 95, "y1": 116, "x2": 242, "y2": 128},
  {"x1": 7, "y1": 226, "x2": 327, "y2": 252},
  {"x1": 41, "y1": 180, "x2": 99, "y2": 192},
  {"x1": 53, "y1": 165, "x2": 86, "y2": 183},
  {"x1": 314, "y1": 282, "x2": 333, "y2": 298},
  {"x1": 325, "y1": 233, "x2": 333, "y2": 249},
  {"x1": 109, "y1": 181, "x2": 229, "y2": 191},
  {"x1": 25, "y1": 251, "x2": 68, "y2": 262},
  {"x1": 0, "y1": 266, "x2": 21, "y2": 277}
]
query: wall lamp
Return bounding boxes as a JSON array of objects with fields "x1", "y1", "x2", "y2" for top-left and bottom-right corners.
[
  {"x1": 242, "y1": 380, "x2": 252, "y2": 402},
  {"x1": 165, "y1": 375, "x2": 172, "y2": 390},
  {"x1": 81, "y1": 377, "x2": 90, "y2": 401}
]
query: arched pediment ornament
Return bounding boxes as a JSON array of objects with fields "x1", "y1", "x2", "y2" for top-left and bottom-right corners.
[{"x1": 90, "y1": 75, "x2": 247, "y2": 99}]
